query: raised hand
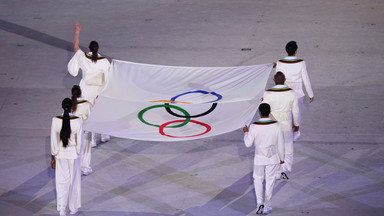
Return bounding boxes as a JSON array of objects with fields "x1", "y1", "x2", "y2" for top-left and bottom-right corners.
[{"x1": 75, "y1": 22, "x2": 81, "y2": 33}]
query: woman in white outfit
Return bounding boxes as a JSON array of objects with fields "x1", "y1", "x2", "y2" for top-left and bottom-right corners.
[
  {"x1": 51, "y1": 98, "x2": 83, "y2": 216},
  {"x1": 68, "y1": 22, "x2": 110, "y2": 105},
  {"x1": 71, "y1": 85, "x2": 93, "y2": 175},
  {"x1": 68, "y1": 22, "x2": 110, "y2": 144}
]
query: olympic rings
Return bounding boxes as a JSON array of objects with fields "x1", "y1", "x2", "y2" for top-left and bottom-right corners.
[
  {"x1": 159, "y1": 120, "x2": 211, "y2": 138},
  {"x1": 137, "y1": 90, "x2": 222, "y2": 138},
  {"x1": 166, "y1": 90, "x2": 221, "y2": 118},
  {"x1": 138, "y1": 104, "x2": 191, "y2": 128},
  {"x1": 165, "y1": 103, "x2": 217, "y2": 118},
  {"x1": 170, "y1": 90, "x2": 222, "y2": 103}
]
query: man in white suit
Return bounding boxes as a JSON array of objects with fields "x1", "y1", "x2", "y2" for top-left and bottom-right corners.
[
  {"x1": 275, "y1": 41, "x2": 314, "y2": 140},
  {"x1": 243, "y1": 103, "x2": 285, "y2": 215},
  {"x1": 263, "y1": 72, "x2": 299, "y2": 180}
]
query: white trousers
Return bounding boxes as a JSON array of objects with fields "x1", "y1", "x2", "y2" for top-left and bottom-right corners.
[
  {"x1": 285, "y1": 81, "x2": 303, "y2": 141},
  {"x1": 55, "y1": 158, "x2": 81, "y2": 212},
  {"x1": 284, "y1": 81, "x2": 304, "y2": 125},
  {"x1": 293, "y1": 96, "x2": 303, "y2": 141},
  {"x1": 280, "y1": 120, "x2": 294, "y2": 173},
  {"x1": 253, "y1": 164, "x2": 279, "y2": 208},
  {"x1": 81, "y1": 132, "x2": 93, "y2": 174},
  {"x1": 297, "y1": 96, "x2": 303, "y2": 125},
  {"x1": 270, "y1": 113, "x2": 294, "y2": 173}
]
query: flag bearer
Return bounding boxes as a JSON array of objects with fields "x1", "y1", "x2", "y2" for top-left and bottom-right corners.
[
  {"x1": 262, "y1": 72, "x2": 299, "y2": 179},
  {"x1": 243, "y1": 103, "x2": 285, "y2": 215},
  {"x1": 275, "y1": 41, "x2": 314, "y2": 140}
]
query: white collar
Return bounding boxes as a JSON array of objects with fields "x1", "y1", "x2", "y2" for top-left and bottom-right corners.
[
  {"x1": 272, "y1": 84, "x2": 288, "y2": 89},
  {"x1": 258, "y1": 117, "x2": 272, "y2": 122},
  {"x1": 283, "y1": 56, "x2": 298, "y2": 60},
  {"x1": 87, "y1": 52, "x2": 101, "y2": 57},
  {"x1": 61, "y1": 112, "x2": 75, "y2": 116}
]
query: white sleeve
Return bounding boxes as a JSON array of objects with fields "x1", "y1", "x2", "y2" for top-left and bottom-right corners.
[
  {"x1": 77, "y1": 103, "x2": 92, "y2": 122},
  {"x1": 243, "y1": 125, "x2": 254, "y2": 148},
  {"x1": 67, "y1": 49, "x2": 83, "y2": 77},
  {"x1": 83, "y1": 102, "x2": 92, "y2": 122},
  {"x1": 292, "y1": 92, "x2": 300, "y2": 126},
  {"x1": 301, "y1": 61, "x2": 314, "y2": 98},
  {"x1": 75, "y1": 119, "x2": 84, "y2": 155},
  {"x1": 102, "y1": 59, "x2": 111, "y2": 85},
  {"x1": 277, "y1": 125, "x2": 285, "y2": 161},
  {"x1": 50, "y1": 118, "x2": 59, "y2": 156}
]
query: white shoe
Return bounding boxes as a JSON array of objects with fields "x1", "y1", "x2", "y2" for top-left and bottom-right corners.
[
  {"x1": 82, "y1": 170, "x2": 92, "y2": 176},
  {"x1": 59, "y1": 209, "x2": 66, "y2": 216},
  {"x1": 82, "y1": 167, "x2": 93, "y2": 176},
  {"x1": 275, "y1": 173, "x2": 281, "y2": 180},
  {"x1": 91, "y1": 140, "x2": 97, "y2": 147},
  {"x1": 91, "y1": 133, "x2": 98, "y2": 147},
  {"x1": 70, "y1": 208, "x2": 78, "y2": 214},
  {"x1": 263, "y1": 206, "x2": 272, "y2": 214},
  {"x1": 101, "y1": 134, "x2": 110, "y2": 142},
  {"x1": 293, "y1": 131, "x2": 301, "y2": 141}
]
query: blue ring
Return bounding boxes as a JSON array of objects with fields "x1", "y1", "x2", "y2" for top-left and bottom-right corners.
[{"x1": 170, "y1": 90, "x2": 222, "y2": 104}]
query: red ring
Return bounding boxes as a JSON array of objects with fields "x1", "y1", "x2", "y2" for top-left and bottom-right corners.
[{"x1": 159, "y1": 120, "x2": 211, "y2": 138}]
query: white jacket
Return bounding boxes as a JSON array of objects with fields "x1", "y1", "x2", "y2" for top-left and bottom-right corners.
[
  {"x1": 51, "y1": 114, "x2": 83, "y2": 159},
  {"x1": 68, "y1": 50, "x2": 110, "y2": 103},
  {"x1": 276, "y1": 56, "x2": 314, "y2": 98},
  {"x1": 262, "y1": 85, "x2": 299, "y2": 127},
  {"x1": 72, "y1": 98, "x2": 92, "y2": 123},
  {"x1": 244, "y1": 118, "x2": 285, "y2": 165}
]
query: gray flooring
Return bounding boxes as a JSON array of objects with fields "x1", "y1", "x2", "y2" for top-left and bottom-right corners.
[{"x1": 1, "y1": 0, "x2": 384, "y2": 215}]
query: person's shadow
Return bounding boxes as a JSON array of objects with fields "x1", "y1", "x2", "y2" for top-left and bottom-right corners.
[{"x1": 0, "y1": 137, "x2": 56, "y2": 214}]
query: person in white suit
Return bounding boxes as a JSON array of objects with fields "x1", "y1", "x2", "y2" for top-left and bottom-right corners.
[
  {"x1": 243, "y1": 103, "x2": 285, "y2": 215},
  {"x1": 67, "y1": 22, "x2": 110, "y2": 106},
  {"x1": 262, "y1": 72, "x2": 299, "y2": 180},
  {"x1": 275, "y1": 41, "x2": 314, "y2": 140},
  {"x1": 68, "y1": 22, "x2": 110, "y2": 144},
  {"x1": 71, "y1": 85, "x2": 93, "y2": 175},
  {"x1": 51, "y1": 98, "x2": 84, "y2": 216}
]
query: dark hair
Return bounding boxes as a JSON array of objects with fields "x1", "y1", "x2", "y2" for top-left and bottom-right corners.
[
  {"x1": 89, "y1": 41, "x2": 99, "y2": 63},
  {"x1": 60, "y1": 98, "x2": 72, "y2": 148},
  {"x1": 274, "y1": 71, "x2": 286, "y2": 84},
  {"x1": 71, "y1": 85, "x2": 82, "y2": 112},
  {"x1": 285, "y1": 41, "x2": 298, "y2": 56},
  {"x1": 259, "y1": 103, "x2": 271, "y2": 117}
]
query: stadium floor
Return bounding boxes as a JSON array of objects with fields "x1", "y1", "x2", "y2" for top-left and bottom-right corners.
[{"x1": 0, "y1": 1, "x2": 383, "y2": 215}]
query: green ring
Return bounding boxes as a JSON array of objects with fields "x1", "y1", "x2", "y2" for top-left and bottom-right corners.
[{"x1": 138, "y1": 104, "x2": 191, "y2": 128}]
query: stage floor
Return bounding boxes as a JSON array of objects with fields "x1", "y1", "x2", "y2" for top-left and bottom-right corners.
[{"x1": 1, "y1": 0, "x2": 383, "y2": 215}]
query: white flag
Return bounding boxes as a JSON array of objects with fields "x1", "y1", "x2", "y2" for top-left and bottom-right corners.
[{"x1": 85, "y1": 60, "x2": 272, "y2": 141}]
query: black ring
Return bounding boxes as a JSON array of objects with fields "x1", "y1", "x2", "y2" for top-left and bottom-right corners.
[{"x1": 164, "y1": 103, "x2": 217, "y2": 118}]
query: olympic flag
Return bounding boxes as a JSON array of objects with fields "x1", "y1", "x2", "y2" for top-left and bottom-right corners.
[{"x1": 85, "y1": 60, "x2": 273, "y2": 141}]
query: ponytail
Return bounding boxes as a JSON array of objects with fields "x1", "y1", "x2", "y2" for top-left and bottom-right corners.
[
  {"x1": 71, "y1": 85, "x2": 82, "y2": 112},
  {"x1": 60, "y1": 98, "x2": 72, "y2": 148},
  {"x1": 88, "y1": 41, "x2": 99, "y2": 63}
]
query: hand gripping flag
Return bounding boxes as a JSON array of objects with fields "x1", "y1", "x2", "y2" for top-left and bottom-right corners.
[{"x1": 85, "y1": 60, "x2": 272, "y2": 141}]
